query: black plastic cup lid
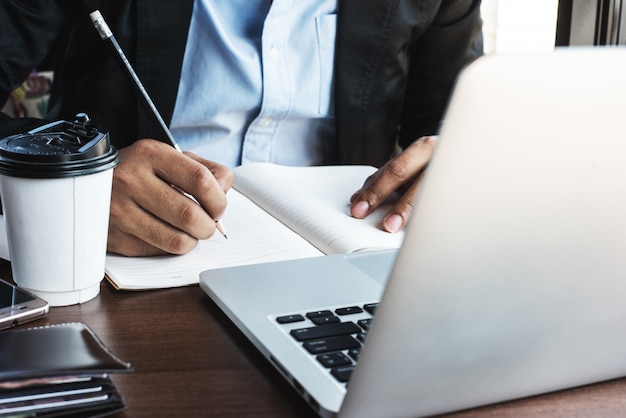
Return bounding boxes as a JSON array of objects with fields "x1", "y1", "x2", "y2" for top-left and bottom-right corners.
[{"x1": 0, "y1": 114, "x2": 119, "y2": 178}]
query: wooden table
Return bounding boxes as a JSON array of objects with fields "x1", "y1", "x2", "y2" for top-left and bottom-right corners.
[{"x1": 5, "y1": 259, "x2": 626, "y2": 417}]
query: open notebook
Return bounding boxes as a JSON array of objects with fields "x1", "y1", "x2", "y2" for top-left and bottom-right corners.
[
  {"x1": 200, "y1": 47, "x2": 626, "y2": 417},
  {"x1": 104, "y1": 163, "x2": 404, "y2": 290}
]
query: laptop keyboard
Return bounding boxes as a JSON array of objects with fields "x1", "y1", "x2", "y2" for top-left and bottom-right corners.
[{"x1": 274, "y1": 303, "x2": 378, "y2": 384}]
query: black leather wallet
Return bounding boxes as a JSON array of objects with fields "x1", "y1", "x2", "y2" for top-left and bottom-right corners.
[{"x1": 0, "y1": 322, "x2": 132, "y2": 417}]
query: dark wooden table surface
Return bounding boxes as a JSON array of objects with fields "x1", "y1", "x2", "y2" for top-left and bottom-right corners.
[{"x1": 4, "y1": 259, "x2": 626, "y2": 417}]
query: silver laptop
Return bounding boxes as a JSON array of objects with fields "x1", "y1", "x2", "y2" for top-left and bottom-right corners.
[{"x1": 199, "y1": 47, "x2": 626, "y2": 418}]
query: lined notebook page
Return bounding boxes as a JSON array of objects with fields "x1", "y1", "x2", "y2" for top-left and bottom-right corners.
[
  {"x1": 232, "y1": 163, "x2": 405, "y2": 254},
  {"x1": 104, "y1": 189, "x2": 323, "y2": 290}
]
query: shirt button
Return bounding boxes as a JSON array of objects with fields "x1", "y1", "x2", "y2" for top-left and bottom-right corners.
[
  {"x1": 269, "y1": 47, "x2": 278, "y2": 61},
  {"x1": 258, "y1": 118, "x2": 272, "y2": 127}
]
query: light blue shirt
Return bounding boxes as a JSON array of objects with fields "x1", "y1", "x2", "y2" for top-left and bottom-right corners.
[{"x1": 170, "y1": 0, "x2": 338, "y2": 168}]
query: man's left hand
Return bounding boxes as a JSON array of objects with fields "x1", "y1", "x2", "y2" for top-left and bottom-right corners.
[{"x1": 350, "y1": 135, "x2": 437, "y2": 233}]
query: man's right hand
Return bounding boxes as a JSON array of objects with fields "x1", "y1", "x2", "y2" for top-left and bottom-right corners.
[{"x1": 107, "y1": 139, "x2": 233, "y2": 256}]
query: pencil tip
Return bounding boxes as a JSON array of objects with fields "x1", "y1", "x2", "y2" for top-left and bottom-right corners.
[{"x1": 215, "y1": 219, "x2": 227, "y2": 239}]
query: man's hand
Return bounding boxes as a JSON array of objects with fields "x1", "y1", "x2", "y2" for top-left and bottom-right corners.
[
  {"x1": 350, "y1": 136, "x2": 437, "y2": 233},
  {"x1": 107, "y1": 139, "x2": 234, "y2": 256}
]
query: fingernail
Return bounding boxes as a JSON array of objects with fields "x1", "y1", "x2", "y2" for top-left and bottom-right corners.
[
  {"x1": 351, "y1": 201, "x2": 369, "y2": 218},
  {"x1": 384, "y1": 214, "x2": 403, "y2": 233}
]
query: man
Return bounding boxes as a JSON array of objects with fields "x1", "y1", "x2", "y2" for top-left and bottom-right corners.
[{"x1": 0, "y1": 0, "x2": 483, "y2": 256}]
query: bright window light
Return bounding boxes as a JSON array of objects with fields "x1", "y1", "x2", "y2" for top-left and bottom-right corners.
[{"x1": 481, "y1": 0, "x2": 560, "y2": 54}]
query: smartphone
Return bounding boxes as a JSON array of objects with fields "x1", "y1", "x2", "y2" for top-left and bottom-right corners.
[{"x1": 0, "y1": 278, "x2": 49, "y2": 330}]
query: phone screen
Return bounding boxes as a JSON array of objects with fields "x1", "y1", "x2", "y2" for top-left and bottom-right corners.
[{"x1": 0, "y1": 281, "x2": 34, "y2": 308}]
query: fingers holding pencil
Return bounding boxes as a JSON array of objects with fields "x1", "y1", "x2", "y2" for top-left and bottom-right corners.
[
  {"x1": 108, "y1": 140, "x2": 233, "y2": 256},
  {"x1": 184, "y1": 151, "x2": 233, "y2": 239},
  {"x1": 89, "y1": 10, "x2": 233, "y2": 248}
]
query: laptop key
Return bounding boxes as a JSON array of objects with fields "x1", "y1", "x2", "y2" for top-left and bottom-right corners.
[
  {"x1": 331, "y1": 365, "x2": 355, "y2": 383},
  {"x1": 311, "y1": 315, "x2": 340, "y2": 326},
  {"x1": 358, "y1": 318, "x2": 373, "y2": 331},
  {"x1": 303, "y1": 335, "x2": 361, "y2": 354},
  {"x1": 335, "y1": 306, "x2": 363, "y2": 316},
  {"x1": 363, "y1": 303, "x2": 379, "y2": 315},
  {"x1": 306, "y1": 310, "x2": 334, "y2": 319},
  {"x1": 316, "y1": 352, "x2": 352, "y2": 368},
  {"x1": 347, "y1": 347, "x2": 361, "y2": 361},
  {"x1": 290, "y1": 322, "x2": 361, "y2": 341},
  {"x1": 276, "y1": 314, "x2": 305, "y2": 324}
]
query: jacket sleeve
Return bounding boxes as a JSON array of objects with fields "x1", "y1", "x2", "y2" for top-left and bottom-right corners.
[{"x1": 398, "y1": 0, "x2": 483, "y2": 148}]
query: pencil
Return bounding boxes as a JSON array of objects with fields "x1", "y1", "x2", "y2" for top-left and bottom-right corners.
[{"x1": 89, "y1": 10, "x2": 228, "y2": 239}]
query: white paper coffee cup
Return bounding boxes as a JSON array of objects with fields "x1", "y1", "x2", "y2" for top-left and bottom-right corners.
[{"x1": 0, "y1": 114, "x2": 118, "y2": 306}]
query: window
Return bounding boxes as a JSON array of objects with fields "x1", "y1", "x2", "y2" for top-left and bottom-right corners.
[
  {"x1": 481, "y1": 0, "x2": 560, "y2": 54},
  {"x1": 481, "y1": 0, "x2": 626, "y2": 54},
  {"x1": 556, "y1": 0, "x2": 626, "y2": 45}
]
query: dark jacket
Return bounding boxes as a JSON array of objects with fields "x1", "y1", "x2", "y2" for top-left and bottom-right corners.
[{"x1": 0, "y1": 0, "x2": 483, "y2": 167}]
